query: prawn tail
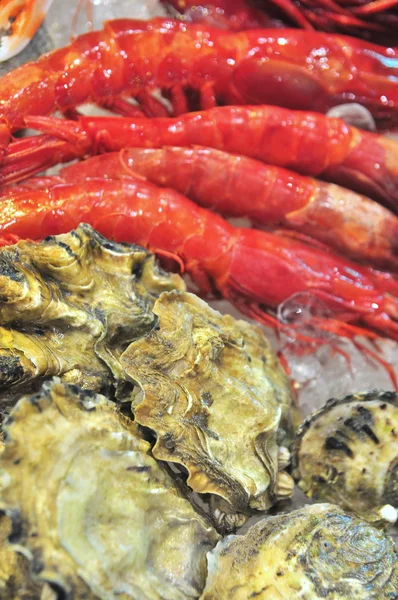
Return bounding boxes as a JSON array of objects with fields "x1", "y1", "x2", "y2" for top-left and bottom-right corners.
[
  {"x1": 0, "y1": 135, "x2": 83, "y2": 186},
  {"x1": 0, "y1": 117, "x2": 89, "y2": 185}
]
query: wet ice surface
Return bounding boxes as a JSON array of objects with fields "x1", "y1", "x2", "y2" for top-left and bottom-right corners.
[
  {"x1": 45, "y1": 0, "x2": 167, "y2": 48},
  {"x1": 5, "y1": 0, "x2": 398, "y2": 541},
  {"x1": 209, "y1": 296, "x2": 398, "y2": 416},
  {"x1": 326, "y1": 103, "x2": 377, "y2": 132}
]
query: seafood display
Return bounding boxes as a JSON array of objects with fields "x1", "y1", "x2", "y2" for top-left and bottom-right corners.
[
  {"x1": 0, "y1": 179, "x2": 397, "y2": 387},
  {"x1": 0, "y1": 179, "x2": 398, "y2": 385},
  {"x1": 0, "y1": 224, "x2": 183, "y2": 413},
  {"x1": 0, "y1": 18, "x2": 396, "y2": 133},
  {"x1": 201, "y1": 504, "x2": 398, "y2": 599},
  {"x1": 0, "y1": 2, "x2": 397, "y2": 597},
  {"x1": 0, "y1": 227, "x2": 396, "y2": 597},
  {"x1": 122, "y1": 290, "x2": 295, "y2": 530},
  {"x1": 292, "y1": 390, "x2": 398, "y2": 519},
  {"x1": 0, "y1": 379, "x2": 220, "y2": 599}
]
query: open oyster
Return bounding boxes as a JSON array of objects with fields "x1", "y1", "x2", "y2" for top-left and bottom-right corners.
[
  {"x1": 0, "y1": 224, "x2": 183, "y2": 412},
  {"x1": 292, "y1": 390, "x2": 398, "y2": 521},
  {"x1": 200, "y1": 503, "x2": 398, "y2": 599},
  {"x1": 0, "y1": 379, "x2": 219, "y2": 599},
  {"x1": 121, "y1": 291, "x2": 296, "y2": 531}
]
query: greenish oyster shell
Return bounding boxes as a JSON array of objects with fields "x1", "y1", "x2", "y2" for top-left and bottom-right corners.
[
  {"x1": 292, "y1": 390, "x2": 398, "y2": 519},
  {"x1": 121, "y1": 291, "x2": 296, "y2": 532},
  {"x1": 0, "y1": 379, "x2": 219, "y2": 599},
  {"x1": 200, "y1": 504, "x2": 398, "y2": 600},
  {"x1": 0, "y1": 224, "x2": 184, "y2": 412}
]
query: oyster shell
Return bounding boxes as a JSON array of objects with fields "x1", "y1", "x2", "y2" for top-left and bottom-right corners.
[
  {"x1": 200, "y1": 503, "x2": 398, "y2": 599},
  {"x1": 0, "y1": 435, "x2": 50, "y2": 600},
  {"x1": 0, "y1": 224, "x2": 183, "y2": 412},
  {"x1": 0, "y1": 379, "x2": 219, "y2": 599},
  {"x1": 292, "y1": 390, "x2": 398, "y2": 520},
  {"x1": 0, "y1": 513, "x2": 53, "y2": 600},
  {"x1": 121, "y1": 291, "x2": 296, "y2": 531}
]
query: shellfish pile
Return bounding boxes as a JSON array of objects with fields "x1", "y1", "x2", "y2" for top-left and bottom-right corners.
[
  {"x1": 0, "y1": 226, "x2": 396, "y2": 599},
  {"x1": 0, "y1": 0, "x2": 397, "y2": 596}
]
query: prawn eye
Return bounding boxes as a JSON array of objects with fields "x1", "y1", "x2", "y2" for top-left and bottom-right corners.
[{"x1": 232, "y1": 58, "x2": 326, "y2": 110}]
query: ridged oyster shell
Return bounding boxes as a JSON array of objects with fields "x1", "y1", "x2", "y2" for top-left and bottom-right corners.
[
  {"x1": 0, "y1": 379, "x2": 219, "y2": 599},
  {"x1": 121, "y1": 291, "x2": 296, "y2": 531},
  {"x1": 200, "y1": 504, "x2": 398, "y2": 599},
  {"x1": 292, "y1": 390, "x2": 398, "y2": 519},
  {"x1": 0, "y1": 224, "x2": 183, "y2": 411}
]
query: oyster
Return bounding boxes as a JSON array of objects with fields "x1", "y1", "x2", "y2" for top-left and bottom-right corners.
[
  {"x1": 0, "y1": 224, "x2": 183, "y2": 412},
  {"x1": 292, "y1": 390, "x2": 398, "y2": 520},
  {"x1": 0, "y1": 434, "x2": 50, "y2": 600},
  {"x1": 121, "y1": 291, "x2": 296, "y2": 531},
  {"x1": 200, "y1": 503, "x2": 398, "y2": 599},
  {"x1": 0, "y1": 513, "x2": 53, "y2": 600},
  {"x1": 0, "y1": 379, "x2": 219, "y2": 599}
]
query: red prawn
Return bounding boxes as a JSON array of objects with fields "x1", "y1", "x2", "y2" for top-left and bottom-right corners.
[
  {"x1": 0, "y1": 18, "x2": 397, "y2": 136},
  {"x1": 0, "y1": 176, "x2": 397, "y2": 386},
  {"x1": 58, "y1": 147, "x2": 398, "y2": 272},
  {"x1": 15, "y1": 106, "x2": 398, "y2": 210}
]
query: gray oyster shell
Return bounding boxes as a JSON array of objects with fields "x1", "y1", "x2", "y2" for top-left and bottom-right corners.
[
  {"x1": 121, "y1": 291, "x2": 296, "y2": 532},
  {"x1": 0, "y1": 379, "x2": 219, "y2": 599},
  {"x1": 200, "y1": 503, "x2": 398, "y2": 599},
  {"x1": 0, "y1": 224, "x2": 183, "y2": 413},
  {"x1": 292, "y1": 390, "x2": 398, "y2": 520}
]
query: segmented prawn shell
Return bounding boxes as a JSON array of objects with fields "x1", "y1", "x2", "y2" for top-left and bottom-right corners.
[
  {"x1": 121, "y1": 291, "x2": 296, "y2": 532},
  {"x1": 0, "y1": 224, "x2": 183, "y2": 413},
  {"x1": 292, "y1": 390, "x2": 398, "y2": 521},
  {"x1": 200, "y1": 503, "x2": 398, "y2": 599},
  {"x1": 0, "y1": 379, "x2": 219, "y2": 599}
]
